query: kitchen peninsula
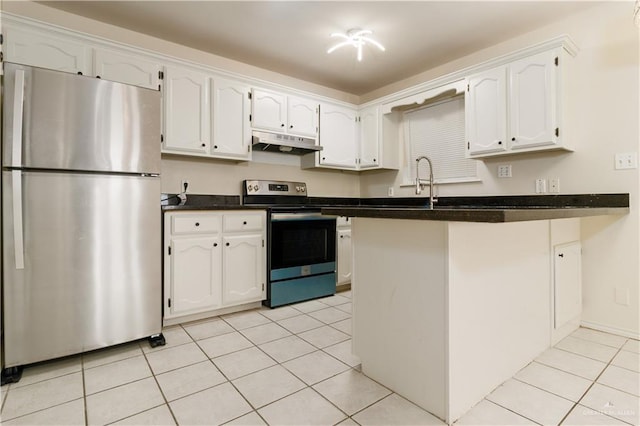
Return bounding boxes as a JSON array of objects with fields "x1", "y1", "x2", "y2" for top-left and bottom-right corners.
[{"x1": 322, "y1": 194, "x2": 629, "y2": 424}]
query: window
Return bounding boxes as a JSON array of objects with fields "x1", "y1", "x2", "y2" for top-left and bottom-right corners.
[{"x1": 403, "y1": 96, "x2": 478, "y2": 185}]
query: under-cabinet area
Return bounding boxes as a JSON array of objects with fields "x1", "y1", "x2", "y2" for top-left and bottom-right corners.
[{"x1": 163, "y1": 210, "x2": 267, "y2": 325}]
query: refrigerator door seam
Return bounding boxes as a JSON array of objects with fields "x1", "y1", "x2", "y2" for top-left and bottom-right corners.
[
  {"x1": 11, "y1": 69, "x2": 25, "y2": 167},
  {"x1": 11, "y1": 170, "x2": 25, "y2": 269}
]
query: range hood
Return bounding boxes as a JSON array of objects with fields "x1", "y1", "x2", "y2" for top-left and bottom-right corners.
[{"x1": 252, "y1": 131, "x2": 322, "y2": 155}]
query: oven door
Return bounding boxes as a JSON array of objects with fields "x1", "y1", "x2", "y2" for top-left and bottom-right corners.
[
  {"x1": 270, "y1": 212, "x2": 336, "y2": 270},
  {"x1": 267, "y1": 212, "x2": 336, "y2": 307}
]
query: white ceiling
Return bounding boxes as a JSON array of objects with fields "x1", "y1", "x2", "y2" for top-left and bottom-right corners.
[{"x1": 39, "y1": 1, "x2": 596, "y2": 96}]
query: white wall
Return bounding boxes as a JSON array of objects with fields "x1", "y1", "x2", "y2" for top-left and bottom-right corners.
[
  {"x1": 162, "y1": 154, "x2": 360, "y2": 197},
  {"x1": 360, "y1": 3, "x2": 639, "y2": 336}
]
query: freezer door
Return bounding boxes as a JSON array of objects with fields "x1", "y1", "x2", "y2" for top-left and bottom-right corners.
[
  {"x1": 3, "y1": 63, "x2": 161, "y2": 174},
  {"x1": 2, "y1": 171, "x2": 162, "y2": 367}
]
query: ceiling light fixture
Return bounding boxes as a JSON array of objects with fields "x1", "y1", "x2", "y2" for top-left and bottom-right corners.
[{"x1": 327, "y1": 28, "x2": 385, "y2": 62}]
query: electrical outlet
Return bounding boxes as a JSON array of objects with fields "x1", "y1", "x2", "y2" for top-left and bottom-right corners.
[
  {"x1": 535, "y1": 178, "x2": 547, "y2": 194},
  {"x1": 615, "y1": 152, "x2": 638, "y2": 170},
  {"x1": 181, "y1": 179, "x2": 189, "y2": 193},
  {"x1": 549, "y1": 178, "x2": 560, "y2": 193},
  {"x1": 388, "y1": 187, "x2": 394, "y2": 197},
  {"x1": 497, "y1": 165, "x2": 512, "y2": 178}
]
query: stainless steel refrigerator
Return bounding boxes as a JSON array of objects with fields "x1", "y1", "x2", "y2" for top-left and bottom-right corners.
[{"x1": 1, "y1": 63, "x2": 163, "y2": 379}]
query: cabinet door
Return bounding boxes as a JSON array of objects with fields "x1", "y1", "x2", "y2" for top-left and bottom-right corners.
[
  {"x1": 212, "y1": 78, "x2": 251, "y2": 159},
  {"x1": 251, "y1": 89, "x2": 286, "y2": 132},
  {"x1": 319, "y1": 104, "x2": 358, "y2": 168},
  {"x1": 287, "y1": 96, "x2": 318, "y2": 137},
  {"x1": 337, "y1": 228, "x2": 352, "y2": 285},
  {"x1": 222, "y1": 234, "x2": 265, "y2": 305},
  {"x1": 466, "y1": 67, "x2": 508, "y2": 156},
  {"x1": 163, "y1": 66, "x2": 210, "y2": 154},
  {"x1": 5, "y1": 27, "x2": 91, "y2": 75},
  {"x1": 94, "y1": 48, "x2": 161, "y2": 90},
  {"x1": 509, "y1": 51, "x2": 557, "y2": 150},
  {"x1": 553, "y1": 242, "x2": 582, "y2": 329},
  {"x1": 359, "y1": 105, "x2": 380, "y2": 169},
  {"x1": 170, "y1": 237, "x2": 222, "y2": 315}
]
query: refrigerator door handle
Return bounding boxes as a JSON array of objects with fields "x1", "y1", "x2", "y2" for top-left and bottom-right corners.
[
  {"x1": 11, "y1": 69, "x2": 25, "y2": 167},
  {"x1": 12, "y1": 170, "x2": 25, "y2": 270}
]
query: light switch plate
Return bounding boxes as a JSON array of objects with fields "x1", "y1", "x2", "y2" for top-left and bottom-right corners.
[
  {"x1": 535, "y1": 179, "x2": 547, "y2": 194},
  {"x1": 615, "y1": 152, "x2": 638, "y2": 170}
]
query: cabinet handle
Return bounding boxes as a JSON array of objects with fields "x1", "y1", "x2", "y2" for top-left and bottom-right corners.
[
  {"x1": 195, "y1": 222, "x2": 200, "y2": 227},
  {"x1": 213, "y1": 243, "x2": 218, "y2": 247},
  {"x1": 281, "y1": 123, "x2": 285, "y2": 127},
  {"x1": 289, "y1": 125, "x2": 293, "y2": 129},
  {"x1": 511, "y1": 137, "x2": 516, "y2": 141},
  {"x1": 225, "y1": 242, "x2": 230, "y2": 246},
  {"x1": 498, "y1": 141, "x2": 502, "y2": 145},
  {"x1": 201, "y1": 143, "x2": 206, "y2": 147},
  {"x1": 373, "y1": 159, "x2": 377, "y2": 162},
  {"x1": 340, "y1": 235, "x2": 344, "y2": 238},
  {"x1": 77, "y1": 71, "x2": 83, "y2": 75},
  {"x1": 558, "y1": 253, "x2": 564, "y2": 258},
  {"x1": 214, "y1": 145, "x2": 218, "y2": 149},
  {"x1": 322, "y1": 157, "x2": 326, "y2": 161},
  {"x1": 243, "y1": 221, "x2": 247, "y2": 225}
]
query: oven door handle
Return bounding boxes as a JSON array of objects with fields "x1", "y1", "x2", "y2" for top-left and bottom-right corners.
[{"x1": 271, "y1": 212, "x2": 336, "y2": 221}]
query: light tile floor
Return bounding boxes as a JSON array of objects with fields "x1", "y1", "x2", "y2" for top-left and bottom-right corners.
[{"x1": 1, "y1": 290, "x2": 638, "y2": 425}]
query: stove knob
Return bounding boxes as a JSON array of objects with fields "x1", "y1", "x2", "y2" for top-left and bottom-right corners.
[
  {"x1": 295, "y1": 186, "x2": 301, "y2": 192},
  {"x1": 247, "y1": 185, "x2": 253, "y2": 192},
  {"x1": 300, "y1": 186, "x2": 306, "y2": 193},
  {"x1": 253, "y1": 184, "x2": 259, "y2": 191}
]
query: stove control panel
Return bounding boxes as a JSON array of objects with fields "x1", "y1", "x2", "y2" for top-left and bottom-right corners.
[{"x1": 243, "y1": 180, "x2": 307, "y2": 196}]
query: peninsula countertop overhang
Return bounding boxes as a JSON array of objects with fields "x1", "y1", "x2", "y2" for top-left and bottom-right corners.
[{"x1": 320, "y1": 194, "x2": 630, "y2": 223}]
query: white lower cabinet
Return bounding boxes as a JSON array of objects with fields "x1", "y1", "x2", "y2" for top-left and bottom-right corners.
[
  {"x1": 336, "y1": 217, "x2": 352, "y2": 286},
  {"x1": 550, "y1": 218, "x2": 582, "y2": 344},
  {"x1": 222, "y1": 234, "x2": 264, "y2": 305},
  {"x1": 170, "y1": 236, "x2": 222, "y2": 315},
  {"x1": 553, "y1": 241, "x2": 582, "y2": 330},
  {"x1": 164, "y1": 211, "x2": 266, "y2": 322}
]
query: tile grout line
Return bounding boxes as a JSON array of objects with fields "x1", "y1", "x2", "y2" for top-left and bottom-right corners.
[
  {"x1": 478, "y1": 399, "x2": 543, "y2": 425},
  {"x1": 558, "y1": 344, "x2": 630, "y2": 426},
  {"x1": 140, "y1": 329, "x2": 181, "y2": 426}
]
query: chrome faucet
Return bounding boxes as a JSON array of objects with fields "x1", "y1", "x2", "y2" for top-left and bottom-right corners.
[{"x1": 415, "y1": 155, "x2": 437, "y2": 209}]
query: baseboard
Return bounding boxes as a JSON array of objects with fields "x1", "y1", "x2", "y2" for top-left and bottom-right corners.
[{"x1": 580, "y1": 320, "x2": 640, "y2": 340}]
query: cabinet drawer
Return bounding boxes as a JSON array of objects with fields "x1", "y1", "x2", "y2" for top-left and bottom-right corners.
[
  {"x1": 172, "y1": 215, "x2": 221, "y2": 234},
  {"x1": 223, "y1": 213, "x2": 263, "y2": 232}
]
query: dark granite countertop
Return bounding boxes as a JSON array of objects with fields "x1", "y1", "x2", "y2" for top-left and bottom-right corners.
[
  {"x1": 321, "y1": 194, "x2": 630, "y2": 223},
  {"x1": 161, "y1": 194, "x2": 263, "y2": 211}
]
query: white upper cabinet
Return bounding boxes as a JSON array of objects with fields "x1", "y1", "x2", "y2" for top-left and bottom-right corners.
[
  {"x1": 509, "y1": 51, "x2": 557, "y2": 150},
  {"x1": 287, "y1": 96, "x2": 319, "y2": 137},
  {"x1": 93, "y1": 48, "x2": 162, "y2": 90},
  {"x1": 251, "y1": 89, "x2": 287, "y2": 132},
  {"x1": 211, "y1": 78, "x2": 252, "y2": 159},
  {"x1": 4, "y1": 26, "x2": 163, "y2": 89},
  {"x1": 4, "y1": 26, "x2": 91, "y2": 75},
  {"x1": 163, "y1": 65, "x2": 210, "y2": 154},
  {"x1": 466, "y1": 48, "x2": 571, "y2": 158},
  {"x1": 251, "y1": 89, "x2": 319, "y2": 138},
  {"x1": 466, "y1": 67, "x2": 508, "y2": 156},
  {"x1": 317, "y1": 103, "x2": 358, "y2": 169},
  {"x1": 358, "y1": 105, "x2": 380, "y2": 169}
]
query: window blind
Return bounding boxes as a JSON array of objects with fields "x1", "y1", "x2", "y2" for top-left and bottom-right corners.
[{"x1": 403, "y1": 96, "x2": 477, "y2": 183}]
